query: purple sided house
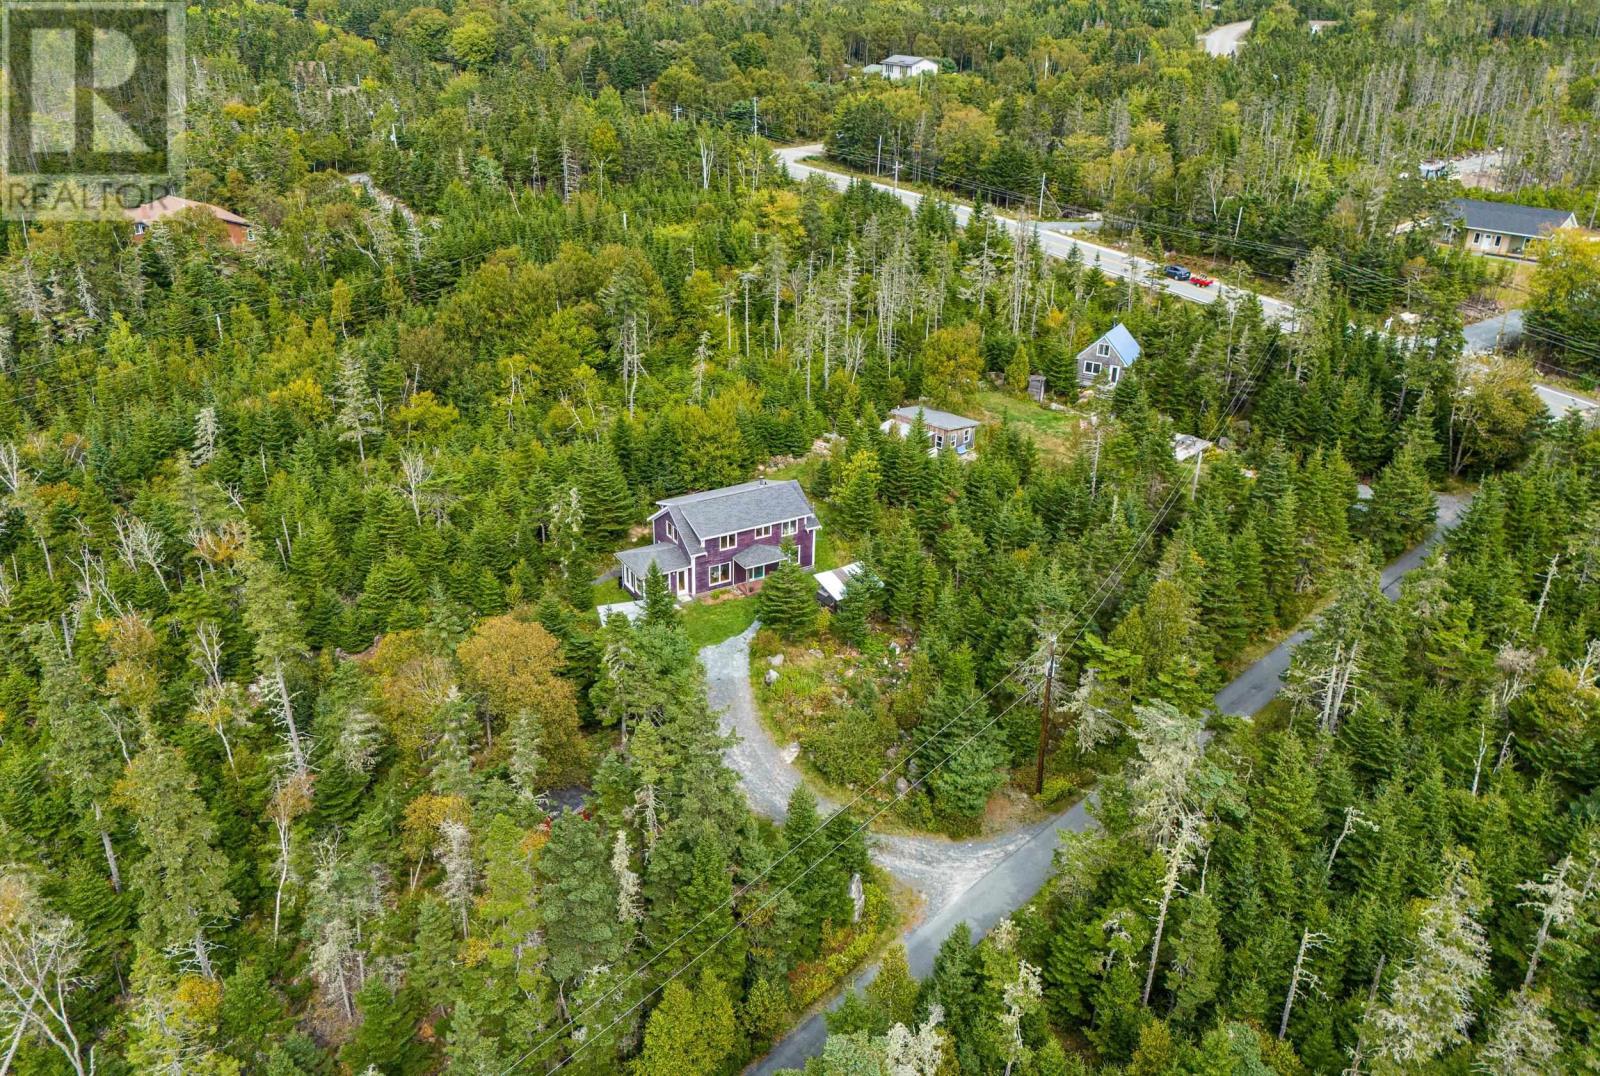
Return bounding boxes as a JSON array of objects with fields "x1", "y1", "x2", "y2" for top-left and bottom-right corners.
[{"x1": 614, "y1": 479, "x2": 819, "y2": 599}]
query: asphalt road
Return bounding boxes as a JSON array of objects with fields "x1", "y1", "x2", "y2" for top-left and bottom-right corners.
[
  {"x1": 746, "y1": 492, "x2": 1471, "y2": 1074},
  {"x1": 776, "y1": 148, "x2": 1593, "y2": 422},
  {"x1": 773, "y1": 144, "x2": 1295, "y2": 324},
  {"x1": 1461, "y1": 308, "x2": 1523, "y2": 354}
]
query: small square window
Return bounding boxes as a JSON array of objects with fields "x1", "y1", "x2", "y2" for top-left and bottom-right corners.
[
  {"x1": 1096, "y1": 342, "x2": 1110, "y2": 357},
  {"x1": 754, "y1": 524, "x2": 773, "y2": 539},
  {"x1": 782, "y1": 520, "x2": 799, "y2": 536},
  {"x1": 718, "y1": 534, "x2": 737, "y2": 551}
]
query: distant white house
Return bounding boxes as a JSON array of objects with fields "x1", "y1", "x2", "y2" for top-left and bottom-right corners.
[
  {"x1": 880, "y1": 54, "x2": 939, "y2": 80},
  {"x1": 1076, "y1": 322, "x2": 1142, "y2": 386}
]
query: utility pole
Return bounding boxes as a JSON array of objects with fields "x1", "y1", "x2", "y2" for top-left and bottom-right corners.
[
  {"x1": 1037, "y1": 173, "x2": 1047, "y2": 217},
  {"x1": 1033, "y1": 634, "x2": 1057, "y2": 795}
]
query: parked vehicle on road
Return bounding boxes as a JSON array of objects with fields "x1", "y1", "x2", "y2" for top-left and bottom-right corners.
[
  {"x1": 1163, "y1": 264, "x2": 1191, "y2": 281},
  {"x1": 1189, "y1": 274, "x2": 1214, "y2": 287}
]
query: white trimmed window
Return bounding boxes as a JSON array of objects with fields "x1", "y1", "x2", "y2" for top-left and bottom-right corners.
[
  {"x1": 1083, "y1": 360, "x2": 1102, "y2": 376},
  {"x1": 718, "y1": 534, "x2": 737, "y2": 551},
  {"x1": 1096, "y1": 342, "x2": 1110, "y2": 357},
  {"x1": 754, "y1": 524, "x2": 773, "y2": 539},
  {"x1": 747, "y1": 564, "x2": 768, "y2": 581},
  {"x1": 933, "y1": 432, "x2": 945, "y2": 448},
  {"x1": 664, "y1": 518, "x2": 677, "y2": 541},
  {"x1": 709, "y1": 562, "x2": 732, "y2": 586},
  {"x1": 781, "y1": 519, "x2": 799, "y2": 536}
]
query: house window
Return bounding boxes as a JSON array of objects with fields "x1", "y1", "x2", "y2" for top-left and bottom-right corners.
[
  {"x1": 718, "y1": 534, "x2": 737, "y2": 551},
  {"x1": 754, "y1": 524, "x2": 773, "y2": 539},
  {"x1": 747, "y1": 564, "x2": 768, "y2": 581},
  {"x1": 709, "y1": 563, "x2": 731, "y2": 587},
  {"x1": 134, "y1": 222, "x2": 147, "y2": 236},
  {"x1": 1494, "y1": 235, "x2": 1502, "y2": 247},
  {"x1": 623, "y1": 567, "x2": 636, "y2": 592},
  {"x1": 933, "y1": 432, "x2": 945, "y2": 448},
  {"x1": 245, "y1": 228, "x2": 256, "y2": 242},
  {"x1": 781, "y1": 519, "x2": 798, "y2": 536},
  {"x1": 664, "y1": 518, "x2": 677, "y2": 541},
  {"x1": 1096, "y1": 342, "x2": 1110, "y2": 357},
  {"x1": 1083, "y1": 360, "x2": 1102, "y2": 376},
  {"x1": 1473, "y1": 232, "x2": 1481, "y2": 243}
]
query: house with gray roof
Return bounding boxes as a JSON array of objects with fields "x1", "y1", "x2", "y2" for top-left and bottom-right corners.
[
  {"x1": 1445, "y1": 198, "x2": 1577, "y2": 258},
  {"x1": 614, "y1": 478, "x2": 819, "y2": 599},
  {"x1": 1076, "y1": 322, "x2": 1141, "y2": 386},
  {"x1": 880, "y1": 404, "x2": 980, "y2": 454}
]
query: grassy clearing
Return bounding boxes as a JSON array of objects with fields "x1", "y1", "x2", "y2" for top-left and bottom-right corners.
[
  {"x1": 590, "y1": 577, "x2": 629, "y2": 608},
  {"x1": 976, "y1": 389, "x2": 1085, "y2": 461}
]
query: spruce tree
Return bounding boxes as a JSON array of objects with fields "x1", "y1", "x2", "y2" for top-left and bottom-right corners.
[
  {"x1": 640, "y1": 562, "x2": 679, "y2": 628},
  {"x1": 758, "y1": 543, "x2": 818, "y2": 639},
  {"x1": 539, "y1": 813, "x2": 625, "y2": 982}
]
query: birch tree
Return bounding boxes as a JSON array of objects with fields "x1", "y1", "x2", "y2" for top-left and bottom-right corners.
[{"x1": 0, "y1": 869, "x2": 92, "y2": 1076}]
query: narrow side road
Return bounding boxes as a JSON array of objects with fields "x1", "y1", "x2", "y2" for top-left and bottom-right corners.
[{"x1": 739, "y1": 492, "x2": 1471, "y2": 1073}]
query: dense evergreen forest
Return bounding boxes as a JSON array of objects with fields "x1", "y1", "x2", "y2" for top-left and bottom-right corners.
[{"x1": 0, "y1": 0, "x2": 1593, "y2": 1073}]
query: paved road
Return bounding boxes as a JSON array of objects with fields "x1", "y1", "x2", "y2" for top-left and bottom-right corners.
[
  {"x1": 774, "y1": 145, "x2": 1295, "y2": 325},
  {"x1": 1198, "y1": 19, "x2": 1253, "y2": 57},
  {"x1": 1460, "y1": 309, "x2": 1598, "y2": 419},
  {"x1": 1461, "y1": 308, "x2": 1523, "y2": 354},
  {"x1": 777, "y1": 147, "x2": 1597, "y2": 422},
  {"x1": 746, "y1": 492, "x2": 1470, "y2": 1074},
  {"x1": 1213, "y1": 491, "x2": 1470, "y2": 717},
  {"x1": 1534, "y1": 382, "x2": 1599, "y2": 419}
]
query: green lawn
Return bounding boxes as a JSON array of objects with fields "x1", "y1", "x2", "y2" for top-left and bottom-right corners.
[
  {"x1": 591, "y1": 577, "x2": 629, "y2": 608},
  {"x1": 681, "y1": 595, "x2": 759, "y2": 648},
  {"x1": 976, "y1": 389, "x2": 1083, "y2": 460}
]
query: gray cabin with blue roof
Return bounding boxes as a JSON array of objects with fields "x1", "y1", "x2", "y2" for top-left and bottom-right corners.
[{"x1": 1076, "y1": 322, "x2": 1141, "y2": 386}]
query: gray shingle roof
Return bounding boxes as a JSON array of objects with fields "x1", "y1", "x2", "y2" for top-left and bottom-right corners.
[
  {"x1": 657, "y1": 479, "x2": 815, "y2": 542},
  {"x1": 733, "y1": 543, "x2": 786, "y2": 569},
  {"x1": 1448, "y1": 198, "x2": 1576, "y2": 239},
  {"x1": 615, "y1": 541, "x2": 689, "y2": 577},
  {"x1": 889, "y1": 404, "x2": 980, "y2": 431},
  {"x1": 882, "y1": 54, "x2": 931, "y2": 66}
]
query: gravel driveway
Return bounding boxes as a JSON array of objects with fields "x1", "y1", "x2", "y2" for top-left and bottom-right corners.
[{"x1": 701, "y1": 623, "x2": 1080, "y2": 916}]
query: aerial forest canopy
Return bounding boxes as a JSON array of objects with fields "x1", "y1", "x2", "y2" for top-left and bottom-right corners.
[{"x1": 0, "y1": 0, "x2": 1596, "y2": 1072}]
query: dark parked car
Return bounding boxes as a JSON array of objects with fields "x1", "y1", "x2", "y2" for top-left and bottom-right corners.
[{"x1": 1163, "y1": 264, "x2": 1191, "y2": 281}]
